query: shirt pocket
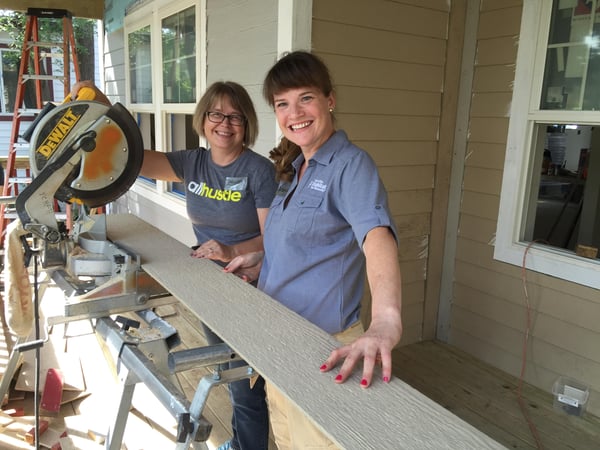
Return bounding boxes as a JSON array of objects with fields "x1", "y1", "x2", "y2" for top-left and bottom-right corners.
[
  {"x1": 289, "y1": 195, "x2": 324, "y2": 246},
  {"x1": 225, "y1": 176, "x2": 248, "y2": 191}
]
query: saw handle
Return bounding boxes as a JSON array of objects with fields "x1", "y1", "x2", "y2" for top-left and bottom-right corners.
[
  {"x1": 21, "y1": 87, "x2": 98, "y2": 142},
  {"x1": 63, "y1": 86, "x2": 97, "y2": 102}
]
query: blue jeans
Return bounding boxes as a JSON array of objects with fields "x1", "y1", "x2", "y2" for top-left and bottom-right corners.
[{"x1": 202, "y1": 324, "x2": 269, "y2": 450}]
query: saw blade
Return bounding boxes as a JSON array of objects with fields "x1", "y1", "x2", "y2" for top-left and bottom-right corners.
[{"x1": 29, "y1": 101, "x2": 144, "y2": 207}]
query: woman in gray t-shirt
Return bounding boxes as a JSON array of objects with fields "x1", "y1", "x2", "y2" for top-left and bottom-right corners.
[{"x1": 140, "y1": 81, "x2": 277, "y2": 450}]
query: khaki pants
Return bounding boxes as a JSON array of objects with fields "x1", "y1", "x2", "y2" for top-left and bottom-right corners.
[{"x1": 266, "y1": 321, "x2": 365, "y2": 450}]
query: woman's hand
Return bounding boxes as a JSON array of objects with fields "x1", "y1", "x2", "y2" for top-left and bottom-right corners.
[
  {"x1": 223, "y1": 251, "x2": 264, "y2": 283},
  {"x1": 319, "y1": 314, "x2": 402, "y2": 388},
  {"x1": 320, "y1": 226, "x2": 402, "y2": 388},
  {"x1": 70, "y1": 80, "x2": 111, "y2": 106},
  {"x1": 191, "y1": 239, "x2": 232, "y2": 262}
]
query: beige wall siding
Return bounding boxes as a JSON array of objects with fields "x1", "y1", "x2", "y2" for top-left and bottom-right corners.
[
  {"x1": 312, "y1": 0, "x2": 451, "y2": 345},
  {"x1": 206, "y1": 0, "x2": 278, "y2": 155},
  {"x1": 451, "y1": 0, "x2": 600, "y2": 416}
]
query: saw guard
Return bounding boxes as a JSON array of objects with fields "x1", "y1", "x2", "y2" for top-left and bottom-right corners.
[{"x1": 28, "y1": 101, "x2": 144, "y2": 207}]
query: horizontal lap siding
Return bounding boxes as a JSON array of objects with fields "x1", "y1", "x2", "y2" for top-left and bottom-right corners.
[
  {"x1": 313, "y1": 0, "x2": 450, "y2": 345},
  {"x1": 206, "y1": 0, "x2": 278, "y2": 157},
  {"x1": 453, "y1": 0, "x2": 600, "y2": 416}
]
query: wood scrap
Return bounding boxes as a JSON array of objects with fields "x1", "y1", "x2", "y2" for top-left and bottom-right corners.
[
  {"x1": 41, "y1": 368, "x2": 64, "y2": 412},
  {"x1": 25, "y1": 419, "x2": 49, "y2": 444},
  {"x1": 3, "y1": 406, "x2": 24, "y2": 416},
  {"x1": 15, "y1": 340, "x2": 85, "y2": 393},
  {"x1": 0, "y1": 410, "x2": 15, "y2": 432}
]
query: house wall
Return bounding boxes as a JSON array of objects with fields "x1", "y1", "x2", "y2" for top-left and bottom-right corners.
[
  {"x1": 205, "y1": 0, "x2": 278, "y2": 155},
  {"x1": 312, "y1": 0, "x2": 452, "y2": 345},
  {"x1": 101, "y1": 0, "x2": 600, "y2": 417},
  {"x1": 450, "y1": 0, "x2": 600, "y2": 416},
  {"x1": 110, "y1": 0, "x2": 279, "y2": 245}
]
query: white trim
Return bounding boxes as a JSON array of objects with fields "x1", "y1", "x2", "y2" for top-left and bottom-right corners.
[
  {"x1": 437, "y1": 0, "x2": 480, "y2": 341},
  {"x1": 494, "y1": 0, "x2": 600, "y2": 289},
  {"x1": 274, "y1": 0, "x2": 312, "y2": 141},
  {"x1": 130, "y1": 181, "x2": 188, "y2": 219},
  {"x1": 277, "y1": 0, "x2": 312, "y2": 55}
]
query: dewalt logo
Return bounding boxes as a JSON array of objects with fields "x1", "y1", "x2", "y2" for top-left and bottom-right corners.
[{"x1": 36, "y1": 108, "x2": 82, "y2": 158}]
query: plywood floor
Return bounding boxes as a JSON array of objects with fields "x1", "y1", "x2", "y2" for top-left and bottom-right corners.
[{"x1": 1, "y1": 282, "x2": 599, "y2": 449}]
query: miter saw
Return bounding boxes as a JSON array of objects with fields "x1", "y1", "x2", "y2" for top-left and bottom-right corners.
[
  {"x1": 2, "y1": 93, "x2": 235, "y2": 449},
  {"x1": 17, "y1": 93, "x2": 143, "y2": 267},
  {"x1": 6, "y1": 92, "x2": 173, "y2": 325}
]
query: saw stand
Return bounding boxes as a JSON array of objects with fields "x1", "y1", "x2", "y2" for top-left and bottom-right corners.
[
  {"x1": 0, "y1": 227, "x2": 256, "y2": 449},
  {"x1": 94, "y1": 310, "x2": 257, "y2": 450}
]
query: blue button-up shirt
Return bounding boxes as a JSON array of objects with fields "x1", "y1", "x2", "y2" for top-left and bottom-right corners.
[{"x1": 258, "y1": 130, "x2": 398, "y2": 334}]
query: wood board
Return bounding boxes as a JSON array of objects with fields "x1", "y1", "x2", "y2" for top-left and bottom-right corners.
[{"x1": 106, "y1": 213, "x2": 507, "y2": 450}]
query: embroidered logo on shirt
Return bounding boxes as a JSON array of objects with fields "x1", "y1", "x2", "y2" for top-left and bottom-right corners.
[
  {"x1": 188, "y1": 181, "x2": 242, "y2": 202},
  {"x1": 308, "y1": 179, "x2": 327, "y2": 192}
]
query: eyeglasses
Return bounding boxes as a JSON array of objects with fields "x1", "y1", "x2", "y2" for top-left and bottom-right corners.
[{"x1": 206, "y1": 111, "x2": 246, "y2": 126}]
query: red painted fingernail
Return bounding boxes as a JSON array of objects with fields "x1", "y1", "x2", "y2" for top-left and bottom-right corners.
[
  {"x1": 335, "y1": 374, "x2": 343, "y2": 381},
  {"x1": 320, "y1": 364, "x2": 327, "y2": 371},
  {"x1": 383, "y1": 376, "x2": 390, "y2": 383},
  {"x1": 360, "y1": 379, "x2": 368, "y2": 386}
]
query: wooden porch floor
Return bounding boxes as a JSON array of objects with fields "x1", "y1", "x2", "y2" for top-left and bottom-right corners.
[{"x1": 1, "y1": 282, "x2": 599, "y2": 449}]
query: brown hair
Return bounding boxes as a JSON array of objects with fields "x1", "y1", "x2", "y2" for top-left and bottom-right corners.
[
  {"x1": 193, "y1": 81, "x2": 259, "y2": 147},
  {"x1": 263, "y1": 51, "x2": 334, "y2": 107},
  {"x1": 264, "y1": 51, "x2": 333, "y2": 181},
  {"x1": 270, "y1": 137, "x2": 302, "y2": 182}
]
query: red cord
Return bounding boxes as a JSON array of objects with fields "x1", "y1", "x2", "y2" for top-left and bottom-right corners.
[{"x1": 518, "y1": 241, "x2": 545, "y2": 450}]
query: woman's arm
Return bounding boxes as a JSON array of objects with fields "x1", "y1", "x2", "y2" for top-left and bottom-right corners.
[
  {"x1": 320, "y1": 226, "x2": 402, "y2": 387},
  {"x1": 192, "y1": 208, "x2": 269, "y2": 262},
  {"x1": 140, "y1": 150, "x2": 179, "y2": 181}
]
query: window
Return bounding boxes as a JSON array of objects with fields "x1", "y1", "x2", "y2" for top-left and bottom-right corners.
[
  {"x1": 0, "y1": 49, "x2": 49, "y2": 112},
  {"x1": 136, "y1": 112, "x2": 156, "y2": 185},
  {"x1": 129, "y1": 26, "x2": 152, "y2": 104},
  {"x1": 166, "y1": 113, "x2": 197, "y2": 195},
  {"x1": 162, "y1": 7, "x2": 196, "y2": 103},
  {"x1": 496, "y1": 0, "x2": 600, "y2": 289},
  {"x1": 124, "y1": 0, "x2": 203, "y2": 210},
  {"x1": 0, "y1": 47, "x2": 19, "y2": 113}
]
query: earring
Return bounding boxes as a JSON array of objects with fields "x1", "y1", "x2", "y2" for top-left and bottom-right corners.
[{"x1": 329, "y1": 108, "x2": 334, "y2": 113}]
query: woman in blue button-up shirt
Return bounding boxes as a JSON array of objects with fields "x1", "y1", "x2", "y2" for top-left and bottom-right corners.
[{"x1": 225, "y1": 51, "x2": 403, "y2": 449}]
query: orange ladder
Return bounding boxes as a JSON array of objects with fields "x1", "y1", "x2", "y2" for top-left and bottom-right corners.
[{"x1": 0, "y1": 8, "x2": 81, "y2": 246}]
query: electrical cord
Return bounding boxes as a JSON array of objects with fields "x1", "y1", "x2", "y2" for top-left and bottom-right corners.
[{"x1": 518, "y1": 240, "x2": 546, "y2": 450}]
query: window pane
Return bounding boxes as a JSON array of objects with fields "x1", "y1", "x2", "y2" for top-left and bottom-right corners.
[
  {"x1": 1, "y1": 49, "x2": 19, "y2": 113},
  {"x1": 136, "y1": 112, "x2": 156, "y2": 184},
  {"x1": 167, "y1": 113, "x2": 197, "y2": 195},
  {"x1": 524, "y1": 123, "x2": 599, "y2": 258},
  {"x1": 129, "y1": 26, "x2": 153, "y2": 104},
  {"x1": 0, "y1": 50, "x2": 46, "y2": 110},
  {"x1": 541, "y1": 1, "x2": 600, "y2": 110},
  {"x1": 162, "y1": 7, "x2": 196, "y2": 103}
]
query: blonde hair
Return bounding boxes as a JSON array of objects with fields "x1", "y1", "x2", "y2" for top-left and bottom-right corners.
[{"x1": 193, "y1": 81, "x2": 258, "y2": 147}]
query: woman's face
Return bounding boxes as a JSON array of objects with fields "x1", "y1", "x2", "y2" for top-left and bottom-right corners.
[
  {"x1": 272, "y1": 87, "x2": 335, "y2": 156},
  {"x1": 203, "y1": 95, "x2": 246, "y2": 153}
]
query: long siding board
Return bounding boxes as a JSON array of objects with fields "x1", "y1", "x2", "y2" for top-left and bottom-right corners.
[{"x1": 106, "y1": 214, "x2": 506, "y2": 449}]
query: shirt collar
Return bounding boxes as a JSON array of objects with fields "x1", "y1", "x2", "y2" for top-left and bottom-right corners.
[{"x1": 291, "y1": 130, "x2": 347, "y2": 170}]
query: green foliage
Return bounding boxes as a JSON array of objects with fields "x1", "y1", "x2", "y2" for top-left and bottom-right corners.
[{"x1": 0, "y1": 10, "x2": 96, "y2": 77}]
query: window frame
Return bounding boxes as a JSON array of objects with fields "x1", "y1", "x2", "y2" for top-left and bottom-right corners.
[
  {"x1": 123, "y1": 0, "x2": 205, "y2": 215},
  {"x1": 495, "y1": 0, "x2": 600, "y2": 289}
]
